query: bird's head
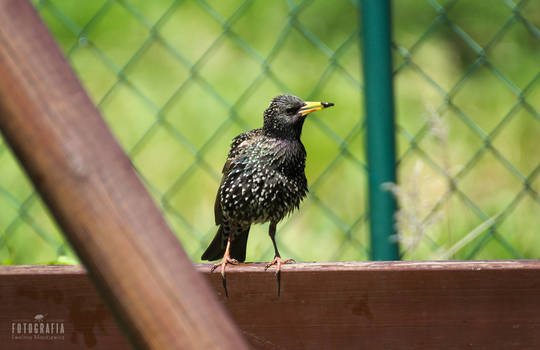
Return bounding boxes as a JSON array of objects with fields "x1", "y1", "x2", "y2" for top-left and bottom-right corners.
[{"x1": 263, "y1": 94, "x2": 334, "y2": 139}]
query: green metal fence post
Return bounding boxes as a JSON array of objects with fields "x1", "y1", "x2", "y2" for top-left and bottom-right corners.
[{"x1": 361, "y1": 0, "x2": 399, "y2": 260}]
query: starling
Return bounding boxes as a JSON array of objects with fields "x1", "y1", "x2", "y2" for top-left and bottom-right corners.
[{"x1": 201, "y1": 94, "x2": 334, "y2": 296}]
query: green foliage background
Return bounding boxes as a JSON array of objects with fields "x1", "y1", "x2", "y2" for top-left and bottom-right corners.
[{"x1": 0, "y1": 0, "x2": 539, "y2": 264}]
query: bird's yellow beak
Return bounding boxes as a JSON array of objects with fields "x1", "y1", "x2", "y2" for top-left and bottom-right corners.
[{"x1": 299, "y1": 101, "x2": 334, "y2": 116}]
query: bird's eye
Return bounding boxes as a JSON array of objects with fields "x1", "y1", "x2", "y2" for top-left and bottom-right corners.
[{"x1": 286, "y1": 107, "x2": 298, "y2": 114}]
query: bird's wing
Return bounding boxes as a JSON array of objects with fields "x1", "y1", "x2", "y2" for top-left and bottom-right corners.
[{"x1": 214, "y1": 128, "x2": 263, "y2": 225}]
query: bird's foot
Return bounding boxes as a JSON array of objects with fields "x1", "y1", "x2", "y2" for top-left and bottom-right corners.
[
  {"x1": 264, "y1": 256, "x2": 295, "y2": 271},
  {"x1": 265, "y1": 256, "x2": 295, "y2": 297},
  {"x1": 210, "y1": 256, "x2": 238, "y2": 297},
  {"x1": 210, "y1": 256, "x2": 239, "y2": 273}
]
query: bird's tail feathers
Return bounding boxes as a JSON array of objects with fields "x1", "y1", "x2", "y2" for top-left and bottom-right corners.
[
  {"x1": 201, "y1": 225, "x2": 250, "y2": 262},
  {"x1": 201, "y1": 226, "x2": 226, "y2": 261},
  {"x1": 230, "y1": 226, "x2": 250, "y2": 263}
]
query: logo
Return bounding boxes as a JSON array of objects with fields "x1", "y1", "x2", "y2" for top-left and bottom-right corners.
[{"x1": 11, "y1": 313, "x2": 65, "y2": 341}]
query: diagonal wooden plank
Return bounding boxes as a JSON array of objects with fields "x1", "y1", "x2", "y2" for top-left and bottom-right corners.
[{"x1": 0, "y1": 1, "x2": 248, "y2": 349}]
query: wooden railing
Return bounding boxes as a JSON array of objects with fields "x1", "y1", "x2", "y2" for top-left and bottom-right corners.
[{"x1": 2, "y1": 261, "x2": 540, "y2": 349}]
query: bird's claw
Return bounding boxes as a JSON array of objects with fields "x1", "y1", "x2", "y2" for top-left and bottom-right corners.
[
  {"x1": 264, "y1": 257, "x2": 295, "y2": 271},
  {"x1": 210, "y1": 257, "x2": 238, "y2": 273},
  {"x1": 265, "y1": 257, "x2": 295, "y2": 297},
  {"x1": 210, "y1": 257, "x2": 238, "y2": 297}
]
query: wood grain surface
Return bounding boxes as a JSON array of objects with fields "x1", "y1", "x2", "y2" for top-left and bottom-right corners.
[{"x1": 1, "y1": 261, "x2": 539, "y2": 349}]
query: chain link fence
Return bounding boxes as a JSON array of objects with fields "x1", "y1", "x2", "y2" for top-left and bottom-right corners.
[
  {"x1": 392, "y1": 0, "x2": 540, "y2": 260},
  {"x1": 0, "y1": 0, "x2": 538, "y2": 264}
]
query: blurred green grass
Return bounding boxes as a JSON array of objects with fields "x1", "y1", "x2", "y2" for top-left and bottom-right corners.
[{"x1": 0, "y1": 0, "x2": 538, "y2": 264}]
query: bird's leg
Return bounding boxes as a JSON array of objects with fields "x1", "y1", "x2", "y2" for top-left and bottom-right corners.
[
  {"x1": 210, "y1": 236, "x2": 238, "y2": 297},
  {"x1": 264, "y1": 222, "x2": 295, "y2": 296}
]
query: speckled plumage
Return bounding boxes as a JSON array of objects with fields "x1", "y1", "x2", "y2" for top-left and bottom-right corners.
[
  {"x1": 218, "y1": 128, "x2": 307, "y2": 224},
  {"x1": 202, "y1": 95, "x2": 331, "y2": 263}
]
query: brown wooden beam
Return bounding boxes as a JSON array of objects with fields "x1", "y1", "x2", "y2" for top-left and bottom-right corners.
[
  {"x1": 1, "y1": 261, "x2": 539, "y2": 349},
  {"x1": 0, "y1": 1, "x2": 248, "y2": 349}
]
